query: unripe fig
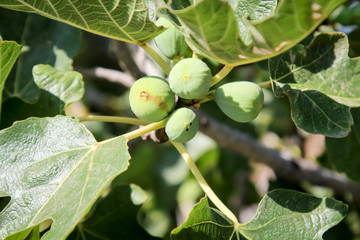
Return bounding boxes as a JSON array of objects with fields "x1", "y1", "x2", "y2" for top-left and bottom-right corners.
[
  {"x1": 129, "y1": 76, "x2": 175, "y2": 122},
  {"x1": 165, "y1": 108, "x2": 199, "y2": 143},
  {"x1": 214, "y1": 82, "x2": 264, "y2": 123},
  {"x1": 154, "y1": 17, "x2": 190, "y2": 59},
  {"x1": 169, "y1": 58, "x2": 212, "y2": 99}
]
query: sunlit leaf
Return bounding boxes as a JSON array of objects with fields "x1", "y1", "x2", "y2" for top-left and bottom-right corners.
[
  {"x1": 160, "y1": 0, "x2": 344, "y2": 66},
  {"x1": 0, "y1": 0, "x2": 164, "y2": 44},
  {"x1": 0, "y1": 116, "x2": 130, "y2": 239},
  {"x1": 171, "y1": 190, "x2": 347, "y2": 240}
]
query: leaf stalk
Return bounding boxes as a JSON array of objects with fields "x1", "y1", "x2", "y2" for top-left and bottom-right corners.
[
  {"x1": 170, "y1": 140, "x2": 240, "y2": 224},
  {"x1": 77, "y1": 115, "x2": 149, "y2": 126},
  {"x1": 211, "y1": 65, "x2": 234, "y2": 86},
  {"x1": 124, "y1": 119, "x2": 166, "y2": 140}
]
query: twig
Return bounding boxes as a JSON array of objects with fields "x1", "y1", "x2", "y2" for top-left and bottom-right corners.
[
  {"x1": 110, "y1": 40, "x2": 145, "y2": 79},
  {"x1": 76, "y1": 67, "x2": 135, "y2": 88},
  {"x1": 197, "y1": 111, "x2": 360, "y2": 204}
]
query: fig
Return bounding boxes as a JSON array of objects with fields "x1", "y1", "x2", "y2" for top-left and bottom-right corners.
[
  {"x1": 165, "y1": 108, "x2": 199, "y2": 143},
  {"x1": 169, "y1": 58, "x2": 212, "y2": 99},
  {"x1": 129, "y1": 76, "x2": 175, "y2": 122},
  {"x1": 154, "y1": 17, "x2": 190, "y2": 59},
  {"x1": 214, "y1": 81, "x2": 264, "y2": 123}
]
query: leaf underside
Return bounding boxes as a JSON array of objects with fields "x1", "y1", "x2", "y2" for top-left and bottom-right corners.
[
  {"x1": 0, "y1": 0, "x2": 164, "y2": 44},
  {"x1": 171, "y1": 189, "x2": 347, "y2": 240},
  {"x1": 160, "y1": 0, "x2": 345, "y2": 66}
]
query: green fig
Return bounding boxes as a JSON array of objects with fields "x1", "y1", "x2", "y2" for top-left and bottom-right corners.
[
  {"x1": 165, "y1": 108, "x2": 199, "y2": 143},
  {"x1": 169, "y1": 58, "x2": 212, "y2": 99},
  {"x1": 214, "y1": 81, "x2": 264, "y2": 123},
  {"x1": 154, "y1": 17, "x2": 190, "y2": 59},
  {"x1": 129, "y1": 76, "x2": 175, "y2": 122}
]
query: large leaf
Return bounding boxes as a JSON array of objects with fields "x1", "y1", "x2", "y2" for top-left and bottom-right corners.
[
  {"x1": 270, "y1": 33, "x2": 360, "y2": 108},
  {"x1": 0, "y1": 41, "x2": 21, "y2": 121},
  {"x1": 68, "y1": 184, "x2": 160, "y2": 240},
  {"x1": 326, "y1": 108, "x2": 360, "y2": 182},
  {"x1": 269, "y1": 33, "x2": 357, "y2": 137},
  {"x1": 171, "y1": 189, "x2": 347, "y2": 240},
  {"x1": 0, "y1": 116, "x2": 130, "y2": 239},
  {"x1": 0, "y1": 0, "x2": 164, "y2": 44},
  {"x1": 229, "y1": 0, "x2": 277, "y2": 45},
  {"x1": 0, "y1": 9, "x2": 82, "y2": 103},
  {"x1": 160, "y1": 0, "x2": 345, "y2": 66},
  {"x1": 272, "y1": 84, "x2": 353, "y2": 137},
  {"x1": 1, "y1": 65, "x2": 84, "y2": 129}
]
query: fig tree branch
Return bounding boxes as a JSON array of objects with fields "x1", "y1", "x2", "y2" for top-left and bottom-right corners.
[
  {"x1": 110, "y1": 40, "x2": 146, "y2": 79},
  {"x1": 197, "y1": 111, "x2": 360, "y2": 205},
  {"x1": 76, "y1": 67, "x2": 135, "y2": 88}
]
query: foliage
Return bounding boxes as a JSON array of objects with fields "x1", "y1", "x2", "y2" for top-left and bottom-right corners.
[{"x1": 0, "y1": 0, "x2": 359, "y2": 239}]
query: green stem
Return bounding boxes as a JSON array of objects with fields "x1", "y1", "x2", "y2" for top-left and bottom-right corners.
[
  {"x1": 142, "y1": 43, "x2": 171, "y2": 75},
  {"x1": 211, "y1": 65, "x2": 234, "y2": 87},
  {"x1": 192, "y1": 51, "x2": 200, "y2": 59},
  {"x1": 124, "y1": 119, "x2": 166, "y2": 140},
  {"x1": 170, "y1": 140, "x2": 240, "y2": 225},
  {"x1": 77, "y1": 115, "x2": 149, "y2": 126},
  {"x1": 258, "y1": 80, "x2": 271, "y2": 88},
  {"x1": 194, "y1": 90, "x2": 215, "y2": 104}
]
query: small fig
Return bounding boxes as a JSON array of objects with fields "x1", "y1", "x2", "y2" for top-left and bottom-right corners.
[
  {"x1": 165, "y1": 108, "x2": 199, "y2": 143},
  {"x1": 129, "y1": 76, "x2": 175, "y2": 122},
  {"x1": 169, "y1": 58, "x2": 212, "y2": 99},
  {"x1": 214, "y1": 81, "x2": 264, "y2": 123},
  {"x1": 154, "y1": 17, "x2": 190, "y2": 59}
]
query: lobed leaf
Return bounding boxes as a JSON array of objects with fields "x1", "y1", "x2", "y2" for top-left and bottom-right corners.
[
  {"x1": 0, "y1": 0, "x2": 164, "y2": 44},
  {"x1": 270, "y1": 33, "x2": 359, "y2": 137},
  {"x1": 272, "y1": 84, "x2": 353, "y2": 137},
  {"x1": 171, "y1": 189, "x2": 347, "y2": 240},
  {"x1": 0, "y1": 116, "x2": 131, "y2": 240},
  {"x1": 160, "y1": 0, "x2": 345, "y2": 66},
  {"x1": 240, "y1": 189, "x2": 348, "y2": 240},
  {"x1": 270, "y1": 33, "x2": 360, "y2": 108}
]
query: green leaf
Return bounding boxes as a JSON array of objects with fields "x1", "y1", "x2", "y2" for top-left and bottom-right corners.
[
  {"x1": 0, "y1": 41, "x2": 21, "y2": 122},
  {"x1": 171, "y1": 190, "x2": 347, "y2": 240},
  {"x1": 171, "y1": 197, "x2": 237, "y2": 240},
  {"x1": 33, "y1": 64, "x2": 84, "y2": 106},
  {"x1": 240, "y1": 189, "x2": 348, "y2": 239},
  {"x1": 0, "y1": 116, "x2": 131, "y2": 239},
  {"x1": 326, "y1": 108, "x2": 360, "y2": 182},
  {"x1": 0, "y1": 0, "x2": 164, "y2": 44},
  {"x1": 270, "y1": 33, "x2": 360, "y2": 108},
  {"x1": 0, "y1": 9, "x2": 82, "y2": 103},
  {"x1": 229, "y1": 0, "x2": 277, "y2": 45},
  {"x1": 272, "y1": 84, "x2": 353, "y2": 137},
  {"x1": 68, "y1": 184, "x2": 160, "y2": 240},
  {"x1": 160, "y1": 0, "x2": 345, "y2": 66},
  {"x1": 230, "y1": 0, "x2": 277, "y2": 21},
  {"x1": 269, "y1": 33, "x2": 358, "y2": 137}
]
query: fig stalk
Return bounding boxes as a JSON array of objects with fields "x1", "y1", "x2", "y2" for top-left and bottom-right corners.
[{"x1": 170, "y1": 140, "x2": 240, "y2": 225}]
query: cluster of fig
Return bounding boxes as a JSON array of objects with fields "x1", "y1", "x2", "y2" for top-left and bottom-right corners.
[{"x1": 129, "y1": 18, "x2": 264, "y2": 143}]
